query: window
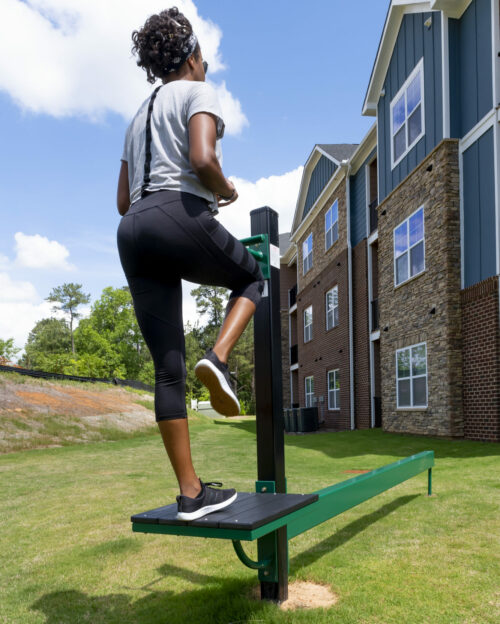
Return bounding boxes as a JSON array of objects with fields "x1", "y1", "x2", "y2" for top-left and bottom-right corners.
[
  {"x1": 305, "y1": 376, "x2": 314, "y2": 407},
  {"x1": 304, "y1": 305, "x2": 312, "y2": 342},
  {"x1": 325, "y1": 199, "x2": 338, "y2": 250},
  {"x1": 325, "y1": 286, "x2": 338, "y2": 330},
  {"x1": 390, "y1": 57, "x2": 425, "y2": 168},
  {"x1": 396, "y1": 342, "x2": 427, "y2": 408},
  {"x1": 394, "y1": 206, "x2": 425, "y2": 286},
  {"x1": 302, "y1": 233, "x2": 313, "y2": 274},
  {"x1": 327, "y1": 369, "x2": 340, "y2": 410}
]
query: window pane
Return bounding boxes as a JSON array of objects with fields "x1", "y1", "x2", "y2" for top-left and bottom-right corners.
[
  {"x1": 397, "y1": 349, "x2": 410, "y2": 378},
  {"x1": 307, "y1": 233, "x2": 312, "y2": 252},
  {"x1": 332, "y1": 222, "x2": 338, "y2": 243},
  {"x1": 310, "y1": 377, "x2": 314, "y2": 393},
  {"x1": 413, "y1": 376, "x2": 426, "y2": 406},
  {"x1": 328, "y1": 372, "x2": 334, "y2": 390},
  {"x1": 410, "y1": 241, "x2": 424, "y2": 275},
  {"x1": 326, "y1": 229, "x2": 332, "y2": 249},
  {"x1": 334, "y1": 306, "x2": 339, "y2": 326},
  {"x1": 394, "y1": 125, "x2": 406, "y2": 161},
  {"x1": 394, "y1": 222, "x2": 408, "y2": 256},
  {"x1": 409, "y1": 209, "x2": 424, "y2": 246},
  {"x1": 408, "y1": 105, "x2": 422, "y2": 145},
  {"x1": 393, "y1": 94, "x2": 405, "y2": 133},
  {"x1": 335, "y1": 371, "x2": 340, "y2": 389},
  {"x1": 333, "y1": 287, "x2": 338, "y2": 306},
  {"x1": 325, "y1": 209, "x2": 331, "y2": 230},
  {"x1": 332, "y1": 200, "x2": 338, "y2": 223},
  {"x1": 406, "y1": 72, "x2": 421, "y2": 115},
  {"x1": 398, "y1": 379, "x2": 411, "y2": 406},
  {"x1": 326, "y1": 291, "x2": 332, "y2": 311},
  {"x1": 396, "y1": 252, "x2": 408, "y2": 284},
  {"x1": 412, "y1": 344, "x2": 426, "y2": 376}
]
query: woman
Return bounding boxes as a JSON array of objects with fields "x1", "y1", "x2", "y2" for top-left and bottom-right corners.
[{"x1": 116, "y1": 7, "x2": 264, "y2": 521}]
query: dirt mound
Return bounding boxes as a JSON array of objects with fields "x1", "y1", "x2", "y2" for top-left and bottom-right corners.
[{"x1": 0, "y1": 372, "x2": 157, "y2": 453}]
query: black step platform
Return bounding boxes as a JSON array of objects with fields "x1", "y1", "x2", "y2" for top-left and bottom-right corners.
[{"x1": 131, "y1": 492, "x2": 318, "y2": 538}]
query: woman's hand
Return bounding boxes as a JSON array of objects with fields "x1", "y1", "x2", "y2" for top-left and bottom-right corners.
[{"x1": 217, "y1": 180, "x2": 238, "y2": 207}]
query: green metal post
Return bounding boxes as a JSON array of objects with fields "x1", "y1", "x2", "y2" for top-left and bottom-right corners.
[{"x1": 428, "y1": 467, "x2": 432, "y2": 496}]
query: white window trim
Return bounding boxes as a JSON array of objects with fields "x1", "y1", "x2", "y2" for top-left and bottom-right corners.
[
  {"x1": 302, "y1": 233, "x2": 313, "y2": 275},
  {"x1": 325, "y1": 285, "x2": 338, "y2": 331},
  {"x1": 395, "y1": 341, "x2": 428, "y2": 409},
  {"x1": 393, "y1": 205, "x2": 426, "y2": 287},
  {"x1": 324, "y1": 199, "x2": 339, "y2": 251},
  {"x1": 303, "y1": 305, "x2": 313, "y2": 343},
  {"x1": 390, "y1": 57, "x2": 426, "y2": 170},
  {"x1": 327, "y1": 369, "x2": 340, "y2": 411},
  {"x1": 305, "y1": 375, "x2": 314, "y2": 408}
]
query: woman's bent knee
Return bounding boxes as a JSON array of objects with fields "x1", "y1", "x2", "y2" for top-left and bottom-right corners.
[{"x1": 229, "y1": 278, "x2": 265, "y2": 309}]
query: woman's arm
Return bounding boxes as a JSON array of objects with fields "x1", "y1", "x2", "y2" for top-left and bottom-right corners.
[
  {"x1": 188, "y1": 112, "x2": 237, "y2": 205},
  {"x1": 117, "y1": 161, "x2": 130, "y2": 216}
]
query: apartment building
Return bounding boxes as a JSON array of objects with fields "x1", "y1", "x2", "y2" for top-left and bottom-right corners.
[{"x1": 280, "y1": 0, "x2": 500, "y2": 442}]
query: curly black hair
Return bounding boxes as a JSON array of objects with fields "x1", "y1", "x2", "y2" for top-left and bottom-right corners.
[{"x1": 131, "y1": 7, "x2": 200, "y2": 84}]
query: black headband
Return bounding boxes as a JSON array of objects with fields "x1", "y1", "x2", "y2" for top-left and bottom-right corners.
[{"x1": 163, "y1": 32, "x2": 198, "y2": 74}]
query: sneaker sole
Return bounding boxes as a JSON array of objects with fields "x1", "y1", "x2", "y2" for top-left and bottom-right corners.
[
  {"x1": 194, "y1": 359, "x2": 240, "y2": 416},
  {"x1": 176, "y1": 491, "x2": 238, "y2": 521}
]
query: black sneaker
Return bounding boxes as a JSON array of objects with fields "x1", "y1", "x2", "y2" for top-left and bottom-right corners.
[
  {"x1": 194, "y1": 348, "x2": 240, "y2": 416},
  {"x1": 176, "y1": 479, "x2": 238, "y2": 521}
]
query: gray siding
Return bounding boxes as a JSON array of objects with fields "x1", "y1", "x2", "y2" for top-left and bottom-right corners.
[
  {"x1": 449, "y1": 0, "x2": 493, "y2": 139},
  {"x1": 378, "y1": 11, "x2": 443, "y2": 203},
  {"x1": 462, "y1": 126, "x2": 496, "y2": 287},
  {"x1": 350, "y1": 147, "x2": 377, "y2": 247},
  {"x1": 302, "y1": 155, "x2": 337, "y2": 220}
]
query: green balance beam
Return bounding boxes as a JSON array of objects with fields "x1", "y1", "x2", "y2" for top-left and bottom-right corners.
[{"x1": 131, "y1": 451, "x2": 434, "y2": 543}]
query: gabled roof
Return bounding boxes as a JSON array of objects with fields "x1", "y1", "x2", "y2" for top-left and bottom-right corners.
[
  {"x1": 290, "y1": 144, "x2": 358, "y2": 236},
  {"x1": 362, "y1": 0, "x2": 472, "y2": 116},
  {"x1": 317, "y1": 144, "x2": 359, "y2": 163}
]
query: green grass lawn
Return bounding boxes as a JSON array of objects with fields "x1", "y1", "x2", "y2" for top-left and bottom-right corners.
[{"x1": 1, "y1": 418, "x2": 499, "y2": 623}]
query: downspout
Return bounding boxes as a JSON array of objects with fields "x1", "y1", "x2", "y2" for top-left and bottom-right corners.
[{"x1": 341, "y1": 158, "x2": 355, "y2": 430}]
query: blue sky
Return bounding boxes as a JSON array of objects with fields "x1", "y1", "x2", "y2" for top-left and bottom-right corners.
[{"x1": 0, "y1": 0, "x2": 389, "y2": 355}]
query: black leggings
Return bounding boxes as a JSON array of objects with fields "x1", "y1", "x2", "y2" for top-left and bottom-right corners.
[{"x1": 116, "y1": 189, "x2": 265, "y2": 422}]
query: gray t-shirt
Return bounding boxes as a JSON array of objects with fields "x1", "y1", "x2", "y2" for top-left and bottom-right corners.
[{"x1": 121, "y1": 80, "x2": 225, "y2": 213}]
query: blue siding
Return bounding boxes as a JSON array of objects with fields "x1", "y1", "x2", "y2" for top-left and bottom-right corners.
[
  {"x1": 378, "y1": 11, "x2": 443, "y2": 202},
  {"x1": 302, "y1": 155, "x2": 337, "y2": 220},
  {"x1": 350, "y1": 147, "x2": 377, "y2": 247},
  {"x1": 463, "y1": 126, "x2": 496, "y2": 287},
  {"x1": 449, "y1": 0, "x2": 493, "y2": 139}
]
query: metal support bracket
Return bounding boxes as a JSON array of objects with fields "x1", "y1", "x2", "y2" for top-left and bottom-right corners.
[{"x1": 232, "y1": 540, "x2": 272, "y2": 570}]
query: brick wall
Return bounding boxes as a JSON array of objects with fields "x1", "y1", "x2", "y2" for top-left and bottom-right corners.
[
  {"x1": 377, "y1": 138, "x2": 463, "y2": 437},
  {"x1": 296, "y1": 183, "x2": 347, "y2": 293},
  {"x1": 461, "y1": 275, "x2": 500, "y2": 442},
  {"x1": 296, "y1": 247, "x2": 351, "y2": 430}
]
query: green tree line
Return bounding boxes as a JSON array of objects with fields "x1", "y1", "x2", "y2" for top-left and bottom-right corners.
[{"x1": 0, "y1": 282, "x2": 256, "y2": 414}]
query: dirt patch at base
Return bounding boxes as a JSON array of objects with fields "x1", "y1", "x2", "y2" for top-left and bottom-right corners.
[{"x1": 250, "y1": 580, "x2": 338, "y2": 610}]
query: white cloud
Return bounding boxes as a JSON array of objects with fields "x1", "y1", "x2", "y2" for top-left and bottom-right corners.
[
  {"x1": 0, "y1": 253, "x2": 10, "y2": 270},
  {"x1": 14, "y1": 232, "x2": 76, "y2": 271},
  {"x1": 216, "y1": 166, "x2": 303, "y2": 239},
  {"x1": 0, "y1": 0, "x2": 247, "y2": 134},
  {"x1": 0, "y1": 272, "x2": 38, "y2": 302}
]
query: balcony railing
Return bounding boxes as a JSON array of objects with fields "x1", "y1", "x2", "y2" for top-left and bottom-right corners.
[
  {"x1": 290, "y1": 344, "x2": 298, "y2": 365},
  {"x1": 369, "y1": 198, "x2": 378, "y2": 233},
  {"x1": 371, "y1": 298, "x2": 379, "y2": 331},
  {"x1": 288, "y1": 283, "x2": 297, "y2": 308}
]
